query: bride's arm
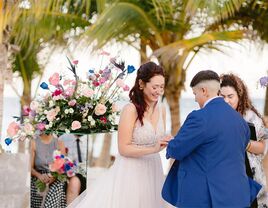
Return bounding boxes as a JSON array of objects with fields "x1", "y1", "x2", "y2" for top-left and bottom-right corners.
[{"x1": 118, "y1": 104, "x2": 165, "y2": 158}]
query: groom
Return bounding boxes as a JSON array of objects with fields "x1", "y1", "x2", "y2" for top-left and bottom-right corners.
[{"x1": 162, "y1": 70, "x2": 261, "y2": 208}]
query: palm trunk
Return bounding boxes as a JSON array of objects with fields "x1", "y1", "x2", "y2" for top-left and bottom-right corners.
[
  {"x1": 0, "y1": 43, "x2": 7, "y2": 142},
  {"x1": 140, "y1": 38, "x2": 148, "y2": 64},
  {"x1": 165, "y1": 90, "x2": 181, "y2": 135},
  {"x1": 94, "y1": 133, "x2": 112, "y2": 168}
]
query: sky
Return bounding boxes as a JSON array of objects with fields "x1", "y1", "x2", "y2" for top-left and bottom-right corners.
[{"x1": 4, "y1": 40, "x2": 268, "y2": 99}]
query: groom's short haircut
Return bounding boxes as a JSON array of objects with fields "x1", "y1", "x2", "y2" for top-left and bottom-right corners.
[{"x1": 190, "y1": 70, "x2": 220, "y2": 87}]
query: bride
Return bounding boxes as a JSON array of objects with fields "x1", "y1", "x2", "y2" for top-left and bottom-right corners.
[{"x1": 68, "y1": 61, "x2": 171, "y2": 208}]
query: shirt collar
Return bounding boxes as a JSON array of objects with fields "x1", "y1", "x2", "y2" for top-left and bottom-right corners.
[{"x1": 203, "y1": 96, "x2": 221, "y2": 108}]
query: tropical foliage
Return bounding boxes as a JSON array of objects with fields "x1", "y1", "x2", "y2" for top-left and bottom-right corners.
[{"x1": 80, "y1": 0, "x2": 248, "y2": 134}]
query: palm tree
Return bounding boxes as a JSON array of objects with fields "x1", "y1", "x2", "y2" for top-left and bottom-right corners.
[
  {"x1": 81, "y1": 0, "x2": 246, "y2": 134},
  {"x1": 0, "y1": 0, "x2": 21, "y2": 138},
  {"x1": 0, "y1": 0, "x2": 92, "y2": 152}
]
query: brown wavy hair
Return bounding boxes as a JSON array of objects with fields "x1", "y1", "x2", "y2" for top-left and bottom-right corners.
[
  {"x1": 220, "y1": 73, "x2": 262, "y2": 120},
  {"x1": 129, "y1": 62, "x2": 165, "y2": 125}
]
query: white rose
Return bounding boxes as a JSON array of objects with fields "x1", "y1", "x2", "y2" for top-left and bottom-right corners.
[
  {"x1": 65, "y1": 129, "x2": 70, "y2": 134},
  {"x1": 87, "y1": 116, "x2": 93, "y2": 121},
  {"x1": 49, "y1": 100, "x2": 54, "y2": 107},
  {"x1": 69, "y1": 108, "x2": 74, "y2": 114},
  {"x1": 64, "y1": 109, "x2": 69, "y2": 114},
  {"x1": 45, "y1": 125, "x2": 50, "y2": 129},
  {"x1": 90, "y1": 120, "x2": 96, "y2": 126},
  {"x1": 30, "y1": 101, "x2": 39, "y2": 111}
]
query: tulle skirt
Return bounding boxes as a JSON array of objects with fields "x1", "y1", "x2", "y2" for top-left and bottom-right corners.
[{"x1": 68, "y1": 153, "x2": 165, "y2": 208}]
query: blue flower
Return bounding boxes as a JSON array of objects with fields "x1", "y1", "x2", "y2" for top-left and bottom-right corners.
[
  {"x1": 64, "y1": 164, "x2": 71, "y2": 171},
  {"x1": 127, "y1": 65, "x2": 136, "y2": 74},
  {"x1": 40, "y1": 82, "x2": 49, "y2": 90},
  {"x1": 5, "y1": 138, "x2": 12, "y2": 146},
  {"x1": 88, "y1": 69, "x2": 94, "y2": 74}
]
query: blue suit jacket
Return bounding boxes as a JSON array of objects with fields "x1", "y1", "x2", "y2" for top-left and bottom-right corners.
[{"x1": 162, "y1": 97, "x2": 261, "y2": 208}]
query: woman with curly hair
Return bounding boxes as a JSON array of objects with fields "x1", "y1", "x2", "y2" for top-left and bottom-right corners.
[{"x1": 220, "y1": 73, "x2": 268, "y2": 208}]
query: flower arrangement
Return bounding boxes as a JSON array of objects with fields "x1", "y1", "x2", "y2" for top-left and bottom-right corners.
[
  {"x1": 35, "y1": 150, "x2": 77, "y2": 192},
  {"x1": 6, "y1": 53, "x2": 135, "y2": 140}
]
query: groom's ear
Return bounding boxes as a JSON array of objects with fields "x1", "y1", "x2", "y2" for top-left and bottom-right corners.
[{"x1": 201, "y1": 87, "x2": 208, "y2": 97}]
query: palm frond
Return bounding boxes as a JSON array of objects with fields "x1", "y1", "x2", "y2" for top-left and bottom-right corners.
[
  {"x1": 154, "y1": 30, "x2": 244, "y2": 63},
  {"x1": 84, "y1": 2, "x2": 164, "y2": 49}
]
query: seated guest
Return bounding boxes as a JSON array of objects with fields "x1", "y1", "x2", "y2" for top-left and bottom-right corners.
[{"x1": 31, "y1": 133, "x2": 85, "y2": 207}]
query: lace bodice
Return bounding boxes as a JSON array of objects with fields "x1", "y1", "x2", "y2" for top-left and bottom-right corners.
[{"x1": 132, "y1": 104, "x2": 165, "y2": 147}]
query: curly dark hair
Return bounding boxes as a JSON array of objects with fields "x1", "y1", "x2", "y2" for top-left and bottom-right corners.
[
  {"x1": 220, "y1": 73, "x2": 262, "y2": 120},
  {"x1": 129, "y1": 61, "x2": 165, "y2": 125}
]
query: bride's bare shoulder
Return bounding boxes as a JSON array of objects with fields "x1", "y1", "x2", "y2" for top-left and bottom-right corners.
[{"x1": 121, "y1": 103, "x2": 137, "y2": 116}]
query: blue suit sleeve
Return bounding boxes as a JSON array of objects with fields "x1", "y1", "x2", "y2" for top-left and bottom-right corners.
[{"x1": 166, "y1": 111, "x2": 205, "y2": 160}]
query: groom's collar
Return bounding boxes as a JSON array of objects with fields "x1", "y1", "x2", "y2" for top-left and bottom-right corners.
[{"x1": 203, "y1": 96, "x2": 222, "y2": 108}]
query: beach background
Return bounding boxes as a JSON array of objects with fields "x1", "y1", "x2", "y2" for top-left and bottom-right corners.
[{"x1": 2, "y1": 96, "x2": 264, "y2": 174}]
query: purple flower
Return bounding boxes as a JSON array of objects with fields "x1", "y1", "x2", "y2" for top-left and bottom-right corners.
[{"x1": 260, "y1": 76, "x2": 268, "y2": 87}]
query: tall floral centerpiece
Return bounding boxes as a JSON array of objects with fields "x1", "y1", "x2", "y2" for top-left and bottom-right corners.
[{"x1": 6, "y1": 54, "x2": 136, "y2": 141}]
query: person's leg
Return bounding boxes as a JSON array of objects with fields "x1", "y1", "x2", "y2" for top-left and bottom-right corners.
[{"x1": 66, "y1": 176, "x2": 81, "y2": 205}]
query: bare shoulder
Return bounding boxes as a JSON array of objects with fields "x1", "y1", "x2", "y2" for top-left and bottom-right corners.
[{"x1": 122, "y1": 103, "x2": 137, "y2": 115}]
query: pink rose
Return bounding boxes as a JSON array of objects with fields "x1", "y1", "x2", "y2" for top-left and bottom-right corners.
[
  {"x1": 123, "y1": 85, "x2": 130, "y2": 91},
  {"x1": 7, "y1": 121, "x2": 20, "y2": 137},
  {"x1": 63, "y1": 79, "x2": 72, "y2": 86},
  {"x1": 24, "y1": 123, "x2": 34, "y2": 134},
  {"x1": 71, "y1": 121, "x2": 81, "y2": 130},
  {"x1": 67, "y1": 170, "x2": 75, "y2": 177},
  {"x1": 65, "y1": 87, "x2": 75, "y2": 96},
  {"x1": 47, "y1": 109, "x2": 58, "y2": 121},
  {"x1": 23, "y1": 105, "x2": 31, "y2": 116},
  {"x1": 99, "y1": 77, "x2": 107, "y2": 84},
  {"x1": 36, "y1": 123, "x2": 46, "y2": 131},
  {"x1": 49, "y1": 158, "x2": 65, "y2": 172},
  {"x1": 72, "y1": 60, "x2": 79, "y2": 65},
  {"x1": 68, "y1": 100, "x2": 76, "y2": 106},
  {"x1": 49, "y1": 73, "x2": 60, "y2": 86},
  {"x1": 82, "y1": 88, "x2": 94, "y2": 98},
  {"x1": 94, "y1": 103, "x2": 107, "y2": 116}
]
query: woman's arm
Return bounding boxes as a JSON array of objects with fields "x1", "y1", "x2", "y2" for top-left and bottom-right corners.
[
  {"x1": 247, "y1": 140, "x2": 266, "y2": 155},
  {"x1": 118, "y1": 104, "x2": 165, "y2": 158},
  {"x1": 31, "y1": 140, "x2": 51, "y2": 183}
]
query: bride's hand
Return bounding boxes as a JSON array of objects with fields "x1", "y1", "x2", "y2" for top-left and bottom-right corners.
[
  {"x1": 161, "y1": 134, "x2": 173, "y2": 142},
  {"x1": 154, "y1": 140, "x2": 168, "y2": 153}
]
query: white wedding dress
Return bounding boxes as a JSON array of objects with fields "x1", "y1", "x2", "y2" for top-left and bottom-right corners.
[{"x1": 68, "y1": 107, "x2": 166, "y2": 208}]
